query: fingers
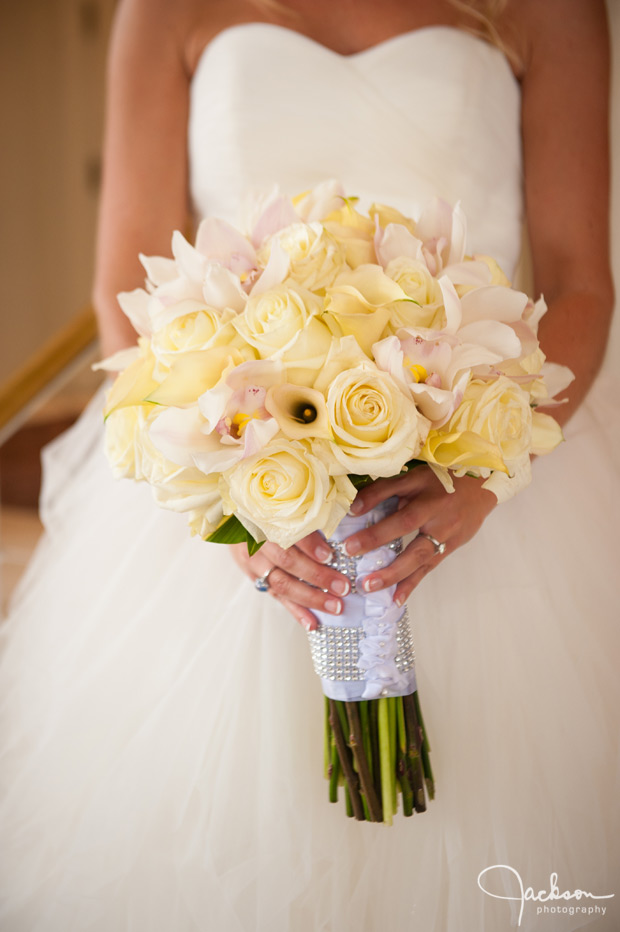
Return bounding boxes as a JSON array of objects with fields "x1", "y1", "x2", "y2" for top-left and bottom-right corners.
[
  {"x1": 260, "y1": 541, "x2": 350, "y2": 597},
  {"x1": 357, "y1": 534, "x2": 445, "y2": 602},
  {"x1": 349, "y1": 465, "x2": 433, "y2": 516},
  {"x1": 278, "y1": 598, "x2": 319, "y2": 632},
  {"x1": 343, "y1": 496, "x2": 440, "y2": 558}
]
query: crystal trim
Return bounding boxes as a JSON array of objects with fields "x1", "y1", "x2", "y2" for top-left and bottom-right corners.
[{"x1": 307, "y1": 608, "x2": 416, "y2": 682}]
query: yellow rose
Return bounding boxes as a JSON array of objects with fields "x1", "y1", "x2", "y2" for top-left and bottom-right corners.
[
  {"x1": 260, "y1": 223, "x2": 346, "y2": 292},
  {"x1": 150, "y1": 302, "x2": 238, "y2": 368},
  {"x1": 324, "y1": 265, "x2": 411, "y2": 356},
  {"x1": 104, "y1": 405, "x2": 151, "y2": 479},
  {"x1": 441, "y1": 376, "x2": 534, "y2": 472},
  {"x1": 104, "y1": 405, "x2": 223, "y2": 529},
  {"x1": 323, "y1": 199, "x2": 376, "y2": 267},
  {"x1": 319, "y1": 360, "x2": 429, "y2": 477},
  {"x1": 232, "y1": 284, "x2": 333, "y2": 386},
  {"x1": 222, "y1": 439, "x2": 356, "y2": 549},
  {"x1": 369, "y1": 202, "x2": 417, "y2": 235}
]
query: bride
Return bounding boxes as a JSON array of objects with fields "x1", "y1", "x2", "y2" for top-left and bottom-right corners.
[{"x1": 1, "y1": 0, "x2": 618, "y2": 929}]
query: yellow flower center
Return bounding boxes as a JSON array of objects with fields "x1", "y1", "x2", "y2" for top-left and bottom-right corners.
[{"x1": 405, "y1": 359, "x2": 428, "y2": 383}]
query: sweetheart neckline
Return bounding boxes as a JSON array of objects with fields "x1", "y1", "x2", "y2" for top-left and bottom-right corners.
[{"x1": 192, "y1": 21, "x2": 519, "y2": 87}]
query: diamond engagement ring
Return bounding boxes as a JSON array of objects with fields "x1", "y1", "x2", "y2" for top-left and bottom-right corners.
[
  {"x1": 254, "y1": 568, "x2": 275, "y2": 592},
  {"x1": 417, "y1": 532, "x2": 447, "y2": 556}
]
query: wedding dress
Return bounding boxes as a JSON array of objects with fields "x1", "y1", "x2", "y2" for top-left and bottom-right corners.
[{"x1": 1, "y1": 24, "x2": 618, "y2": 932}]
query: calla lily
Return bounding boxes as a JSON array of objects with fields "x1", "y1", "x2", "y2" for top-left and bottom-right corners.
[
  {"x1": 422, "y1": 429, "x2": 508, "y2": 473},
  {"x1": 265, "y1": 384, "x2": 331, "y2": 440},
  {"x1": 325, "y1": 265, "x2": 412, "y2": 356},
  {"x1": 147, "y1": 347, "x2": 249, "y2": 407},
  {"x1": 103, "y1": 349, "x2": 159, "y2": 418}
]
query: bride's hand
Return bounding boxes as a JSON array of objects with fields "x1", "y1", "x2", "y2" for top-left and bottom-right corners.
[
  {"x1": 230, "y1": 536, "x2": 351, "y2": 632},
  {"x1": 343, "y1": 466, "x2": 497, "y2": 607}
]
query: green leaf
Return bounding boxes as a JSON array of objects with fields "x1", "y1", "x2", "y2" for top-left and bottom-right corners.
[
  {"x1": 205, "y1": 514, "x2": 264, "y2": 555},
  {"x1": 246, "y1": 537, "x2": 264, "y2": 556},
  {"x1": 205, "y1": 515, "x2": 249, "y2": 545}
]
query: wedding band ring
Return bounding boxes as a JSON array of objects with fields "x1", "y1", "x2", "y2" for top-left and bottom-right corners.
[
  {"x1": 417, "y1": 532, "x2": 447, "y2": 556},
  {"x1": 255, "y1": 568, "x2": 275, "y2": 592}
]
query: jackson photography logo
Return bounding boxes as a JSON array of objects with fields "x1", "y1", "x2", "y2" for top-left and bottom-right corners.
[{"x1": 477, "y1": 865, "x2": 615, "y2": 927}]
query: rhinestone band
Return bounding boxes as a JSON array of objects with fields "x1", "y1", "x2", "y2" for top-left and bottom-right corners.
[{"x1": 307, "y1": 609, "x2": 416, "y2": 682}]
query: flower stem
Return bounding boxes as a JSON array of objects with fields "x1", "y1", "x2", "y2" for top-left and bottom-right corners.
[
  {"x1": 345, "y1": 702, "x2": 383, "y2": 822},
  {"x1": 413, "y1": 690, "x2": 435, "y2": 799},
  {"x1": 378, "y1": 697, "x2": 393, "y2": 825},
  {"x1": 403, "y1": 692, "x2": 427, "y2": 812},
  {"x1": 328, "y1": 699, "x2": 365, "y2": 821},
  {"x1": 397, "y1": 698, "x2": 414, "y2": 817}
]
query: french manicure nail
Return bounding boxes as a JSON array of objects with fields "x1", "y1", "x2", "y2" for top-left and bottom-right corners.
[
  {"x1": 315, "y1": 544, "x2": 333, "y2": 563},
  {"x1": 349, "y1": 498, "x2": 364, "y2": 515},
  {"x1": 330, "y1": 578, "x2": 350, "y2": 597},
  {"x1": 325, "y1": 598, "x2": 342, "y2": 615},
  {"x1": 302, "y1": 619, "x2": 313, "y2": 631},
  {"x1": 343, "y1": 537, "x2": 361, "y2": 557},
  {"x1": 394, "y1": 594, "x2": 404, "y2": 608},
  {"x1": 363, "y1": 576, "x2": 383, "y2": 593}
]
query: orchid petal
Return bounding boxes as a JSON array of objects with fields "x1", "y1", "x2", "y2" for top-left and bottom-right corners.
[
  {"x1": 460, "y1": 285, "x2": 528, "y2": 325},
  {"x1": 442, "y1": 260, "x2": 492, "y2": 286},
  {"x1": 195, "y1": 217, "x2": 258, "y2": 275},
  {"x1": 251, "y1": 195, "x2": 299, "y2": 247},
  {"x1": 138, "y1": 254, "x2": 178, "y2": 287},
  {"x1": 94, "y1": 346, "x2": 140, "y2": 373},
  {"x1": 250, "y1": 239, "x2": 290, "y2": 297},
  {"x1": 202, "y1": 263, "x2": 247, "y2": 312},
  {"x1": 148, "y1": 405, "x2": 212, "y2": 467},
  {"x1": 374, "y1": 222, "x2": 423, "y2": 268},
  {"x1": 458, "y1": 320, "x2": 522, "y2": 360},
  {"x1": 438, "y1": 277, "x2": 462, "y2": 333},
  {"x1": 117, "y1": 288, "x2": 151, "y2": 337},
  {"x1": 171, "y1": 230, "x2": 205, "y2": 283}
]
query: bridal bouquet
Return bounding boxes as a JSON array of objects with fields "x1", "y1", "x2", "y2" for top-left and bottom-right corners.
[{"x1": 101, "y1": 181, "x2": 569, "y2": 822}]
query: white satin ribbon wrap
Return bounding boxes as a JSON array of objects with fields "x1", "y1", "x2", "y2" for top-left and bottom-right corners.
[{"x1": 311, "y1": 498, "x2": 417, "y2": 701}]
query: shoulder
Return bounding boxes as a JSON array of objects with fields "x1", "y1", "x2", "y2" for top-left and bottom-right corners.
[
  {"x1": 498, "y1": 0, "x2": 609, "y2": 81},
  {"x1": 110, "y1": 0, "x2": 236, "y2": 77}
]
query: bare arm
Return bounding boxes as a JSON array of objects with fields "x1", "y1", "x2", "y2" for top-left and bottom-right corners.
[
  {"x1": 520, "y1": 0, "x2": 614, "y2": 424},
  {"x1": 92, "y1": 0, "x2": 193, "y2": 357}
]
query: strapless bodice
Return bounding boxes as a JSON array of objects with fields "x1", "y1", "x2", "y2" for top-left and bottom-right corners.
[{"x1": 189, "y1": 23, "x2": 522, "y2": 276}]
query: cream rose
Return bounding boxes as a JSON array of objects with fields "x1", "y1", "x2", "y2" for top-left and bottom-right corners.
[
  {"x1": 150, "y1": 302, "x2": 238, "y2": 368},
  {"x1": 321, "y1": 362, "x2": 429, "y2": 476},
  {"x1": 232, "y1": 283, "x2": 333, "y2": 386},
  {"x1": 105, "y1": 404, "x2": 223, "y2": 529},
  {"x1": 222, "y1": 439, "x2": 356, "y2": 549},
  {"x1": 260, "y1": 222, "x2": 346, "y2": 292},
  {"x1": 446, "y1": 376, "x2": 534, "y2": 471}
]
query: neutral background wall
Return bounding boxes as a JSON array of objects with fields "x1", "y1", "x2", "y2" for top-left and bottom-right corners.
[
  {"x1": 0, "y1": 1, "x2": 619, "y2": 386},
  {"x1": 0, "y1": 0, "x2": 116, "y2": 383}
]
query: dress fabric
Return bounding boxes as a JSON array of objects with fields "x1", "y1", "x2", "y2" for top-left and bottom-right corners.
[{"x1": 1, "y1": 24, "x2": 619, "y2": 932}]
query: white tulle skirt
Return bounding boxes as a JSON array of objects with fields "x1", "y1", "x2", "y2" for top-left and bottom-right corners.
[{"x1": 0, "y1": 373, "x2": 618, "y2": 932}]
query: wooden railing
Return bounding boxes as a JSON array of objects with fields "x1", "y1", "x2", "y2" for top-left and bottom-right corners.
[{"x1": 0, "y1": 308, "x2": 99, "y2": 441}]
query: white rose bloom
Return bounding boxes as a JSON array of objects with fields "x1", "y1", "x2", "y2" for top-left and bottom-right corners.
[
  {"x1": 322, "y1": 362, "x2": 430, "y2": 477},
  {"x1": 260, "y1": 222, "x2": 346, "y2": 292},
  {"x1": 150, "y1": 302, "x2": 237, "y2": 369},
  {"x1": 105, "y1": 404, "x2": 224, "y2": 530},
  {"x1": 232, "y1": 283, "x2": 333, "y2": 386},
  {"x1": 222, "y1": 439, "x2": 356, "y2": 549}
]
